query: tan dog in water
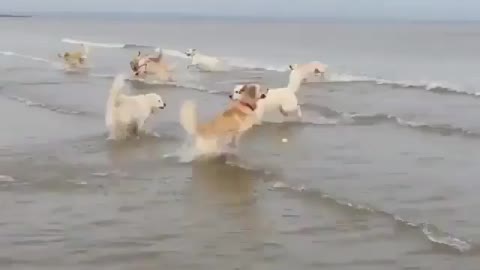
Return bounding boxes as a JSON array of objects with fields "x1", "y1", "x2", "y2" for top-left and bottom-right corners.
[
  {"x1": 58, "y1": 44, "x2": 89, "y2": 69},
  {"x1": 180, "y1": 84, "x2": 268, "y2": 155},
  {"x1": 130, "y1": 49, "x2": 174, "y2": 82}
]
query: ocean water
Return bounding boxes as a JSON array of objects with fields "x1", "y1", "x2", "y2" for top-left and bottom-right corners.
[{"x1": 1, "y1": 15, "x2": 480, "y2": 269}]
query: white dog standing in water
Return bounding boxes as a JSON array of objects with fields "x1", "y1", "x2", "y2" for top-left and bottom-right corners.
[
  {"x1": 106, "y1": 74, "x2": 166, "y2": 140},
  {"x1": 230, "y1": 62, "x2": 327, "y2": 123},
  {"x1": 185, "y1": 48, "x2": 225, "y2": 72}
]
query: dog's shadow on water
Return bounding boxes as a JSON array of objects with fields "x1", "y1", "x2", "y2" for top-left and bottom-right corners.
[
  {"x1": 190, "y1": 155, "x2": 260, "y2": 206},
  {"x1": 187, "y1": 155, "x2": 273, "y2": 257},
  {"x1": 106, "y1": 135, "x2": 173, "y2": 168}
]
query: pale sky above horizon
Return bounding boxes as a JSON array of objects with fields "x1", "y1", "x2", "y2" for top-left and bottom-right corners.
[{"x1": 2, "y1": 0, "x2": 479, "y2": 20}]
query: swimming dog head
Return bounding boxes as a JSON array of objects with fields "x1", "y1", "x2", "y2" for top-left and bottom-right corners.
[
  {"x1": 185, "y1": 48, "x2": 197, "y2": 57},
  {"x1": 58, "y1": 50, "x2": 87, "y2": 67},
  {"x1": 145, "y1": 93, "x2": 166, "y2": 112}
]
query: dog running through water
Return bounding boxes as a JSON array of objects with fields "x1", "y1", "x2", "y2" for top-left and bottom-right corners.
[
  {"x1": 58, "y1": 44, "x2": 89, "y2": 69},
  {"x1": 130, "y1": 49, "x2": 174, "y2": 82},
  {"x1": 185, "y1": 48, "x2": 224, "y2": 72},
  {"x1": 180, "y1": 84, "x2": 268, "y2": 155}
]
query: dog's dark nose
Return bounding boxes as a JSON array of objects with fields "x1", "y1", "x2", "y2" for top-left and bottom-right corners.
[
  {"x1": 229, "y1": 94, "x2": 233, "y2": 99},
  {"x1": 260, "y1": 94, "x2": 266, "y2": 99}
]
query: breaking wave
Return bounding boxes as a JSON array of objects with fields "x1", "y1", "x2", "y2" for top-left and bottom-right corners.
[{"x1": 272, "y1": 182, "x2": 475, "y2": 253}]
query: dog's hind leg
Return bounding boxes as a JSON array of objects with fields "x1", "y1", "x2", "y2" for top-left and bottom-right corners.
[
  {"x1": 227, "y1": 134, "x2": 241, "y2": 149},
  {"x1": 125, "y1": 122, "x2": 140, "y2": 138},
  {"x1": 280, "y1": 98, "x2": 300, "y2": 118},
  {"x1": 296, "y1": 105, "x2": 303, "y2": 118},
  {"x1": 136, "y1": 119, "x2": 146, "y2": 133},
  {"x1": 136, "y1": 119, "x2": 158, "y2": 137}
]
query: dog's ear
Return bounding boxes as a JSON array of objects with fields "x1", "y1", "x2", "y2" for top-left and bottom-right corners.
[
  {"x1": 245, "y1": 85, "x2": 257, "y2": 99},
  {"x1": 239, "y1": 84, "x2": 248, "y2": 94}
]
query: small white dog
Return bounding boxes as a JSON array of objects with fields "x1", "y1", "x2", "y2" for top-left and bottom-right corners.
[
  {"x1": 185, "y1": 48, "x2": 224, "y2": 72},
  {"x1": 230, "y1": 68, "x2": 309, "y2": 123},
  {"x1": 289, "y1": 61, "x2": 328, "y2": 81},
  {"x1": 58, "y1": 44, "x2": 90, "y2": 69},
  {"x1": 106, "y1": 74, "x2": 166, "y2": 140}
]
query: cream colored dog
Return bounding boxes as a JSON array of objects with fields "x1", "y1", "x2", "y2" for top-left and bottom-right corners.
[
  {"x1": 289, "y1": 61, "x2": 328, "y2": 81},
  {"x1": 180, "y1": 84, "x2": 268, "y2": 155},
  {"x1": 185, "y1": 48, "x2": 224, "y2": 72},
  {"x1": 229, "y1": 63, "x2": 326, "y2": 123},
  {"x1": 58, "y1": 44, "x2": 89, "y2": 69},
  {"x1": 106, "y1": 74, "x2": 166, "y2": 140},
  {"x1": 130, "y1": 49, "x2": 174, "y2": 82}
]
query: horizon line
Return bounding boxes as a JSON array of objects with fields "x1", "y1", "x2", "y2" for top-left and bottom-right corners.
[{"x1": 2, "y1": 11, "x2": 480, "y2": 23}]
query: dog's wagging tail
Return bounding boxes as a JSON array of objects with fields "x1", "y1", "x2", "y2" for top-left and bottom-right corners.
[{"x1": 180, "y1": 100, "x2": 198, "y2": 135}]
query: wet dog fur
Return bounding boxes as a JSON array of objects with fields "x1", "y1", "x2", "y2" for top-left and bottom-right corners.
[
  {"x1": 130, "y1": 50, "x2": 174, "y2": 82},
  {"x1": 106, "y1": 74, "x2": 166, "y2": 140},
  {"x1": 180, "y1": 84, "x2": 268, "y2": 155},
  {"x1": 58, "y1": 44, "x2": 89, "y2": 69}
]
